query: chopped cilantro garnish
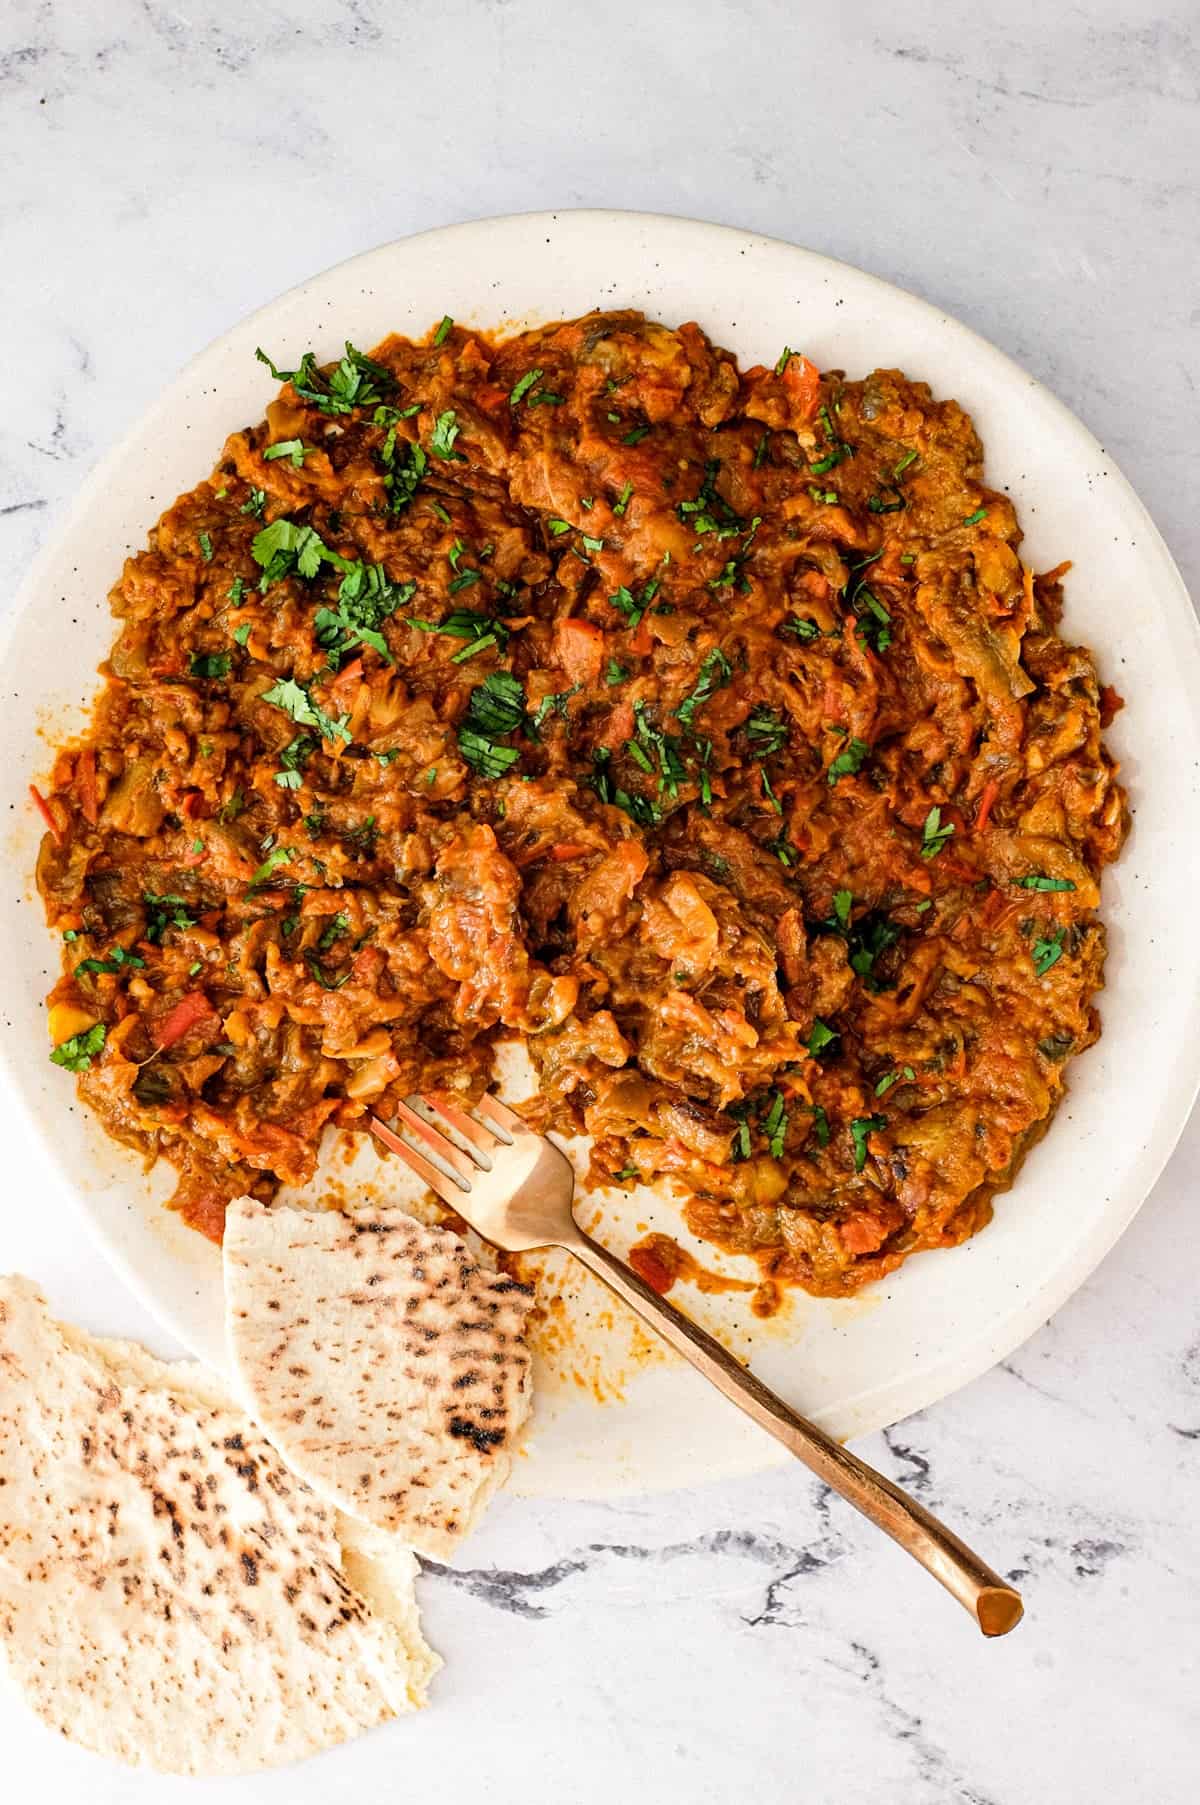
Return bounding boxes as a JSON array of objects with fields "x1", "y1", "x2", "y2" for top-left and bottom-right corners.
[
  {"x1": 305, "y1": 950, "x2": 350, "y2": 990},
  {"x1": 894, "y1": 450, "x2": 919, "y2": 478},
  {"x1": 631, "y1": 701, "x2": 686, "y2": 799},
  {"x1": 261, "y1": 676, "x2": 351, "y2": 744},
  {"x1": 255, "y1": 341, "x2": 394, "y2": 416},
  {"x1": 677, "y1": 460, "x2": 744, "y2": 541},
  {"x1": 198, "y1": 532, "x2": 213, "y2": 562},
  {"x1": 963, "y1": 507, "x2": 987, "y2": 526},
  {"x1": 810, "y1": 1104, "x2": 831, "y2": 1147},
  {"x1": 528, "y1": 389, "x2": 563, "y2": 407},
  {"x1": 379, "y1": 429, "x2": 427, "y2": 513},
  {"x1": 763, "y1": 1091, "x2": 789, "y2": 1159},
  {"x1": 233, "y1": 622, "x2": 252, "y2": 647},
  {"x1": 760, "y1": 767, "x2": 782, "y2": 814},
  {"x1": 621, "y1": 424, "x2": 650, "y2": 445},
  {"x1": 143, "y1": 893, "x2": 197, "y2": 943},
  {"x1": 589, "y1": 746, "x2": 663, "y2": 827},
  {"x1": 853, "y1": 587, "x2": 892, "y2": 654},
  {"x1": 430, "y1": 409, "x2": 464, "y2": 460},
  {"x1": 605, "y1": 658, "x2": 627, "y2": 686},
  {"x1": 746, "y1": 707, "x2": 788, "y2": 756},
  {"x1": 920, "y1": 805, "x2": 955, "y2": 860},
  {"x1": 782, "y1": 616, "x2": 821, "y2": 642},
  {"x1": 1015, "y1": 874, "x2": 1076, "y2": 892},
  {"x1": 263, "y1": 439, "x2": 310, "y2": 467},
  {"x1": 582, "y1": 534, "x2": 604, "y2": 554},
  {"x1": 509, "y1": 368, "x2": 544, "y2": 407},
  {"x1": 530, "y1": 684, "x2": 581, "y2": 732},
  {"x1": 609, "y1": 579, "x2": 659, "y2": 629},
  {"x1": 827, "y1": 736, "x2": 870, "y2": 785},
  {"x1": 547, "y1": 517, "x2": 572, "y2": 537},
  {"x1": 74, "y1": 946, "x2": 145, "y2": 978},
  {"x1": 457, "y1": 671, "x2": 528, "y2": 777},
  {"x1": 676, "y1": 647, "x2": 732, "y2": 727},
  {"x1": 847, "y1": 914, "x2": 902, "y2": 990},
  {"x1": 832, "y1": 889, "x2": 853, "y2": 930},
  {"x1": 189, "y1": 651, "x2": 230, "y2": 680},
  {"x1": 252, "y1": 517, "x2": 345, "y2": 590},
  {"x1": 247, "y1": 845, "x2": 294, "y2": 892},
  {"x1": 808, "y1": 1018, "x2": 838, "y2": 1057},
  {"x1": 874, "y1": 1066, "x2": 915, "y2": 1097},
  {"x1": 432, "y1": 314, "x2": 454, "y2": 346},
  {"x1": 774, "y1": 346, "x2": 792, "y2": 375},
  {"x1": 314, "y1": 565, "x2": 415, "y2": 667},
  {"x1": 241, "y1": 487, "x2": 266, "y2": 519},
  {"x1": 850, "y1": 1114, "x2": 887, "y2": 1173},
  {"x1": 753, "y1": 432, "x2": 769, "y2": 470},
  {"x1": 1032, "y1": 930, "x2": 1065, "y2": 975},
  {"x1": 275, "y1": 735, "x2": 315, "y2": 789},
  {"x1": 612, "y1": 480, "x2": 634, "y2": 517},
  {"x1": 50, "y1": 1022, "x2": 106, "y2": 1073}
]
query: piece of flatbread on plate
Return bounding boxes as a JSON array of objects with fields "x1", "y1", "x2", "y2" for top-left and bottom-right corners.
[
  {"x1": 223, "y1": 1197, "x2": 533, "y2": 1558},
  {"x1": 0, "y1": 1275, "x2": 438, "y2": 1775}
]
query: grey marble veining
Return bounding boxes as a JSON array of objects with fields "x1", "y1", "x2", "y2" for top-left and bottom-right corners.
[{"x1": 1, "y1": 3, "x2": 1197, "y2": 1801}]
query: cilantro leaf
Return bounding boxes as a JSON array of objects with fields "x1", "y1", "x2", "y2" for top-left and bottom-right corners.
[
  {"x1": 263, "y1": 439, "x2": 310, "y2": 467},
  {"x1": 379, "y1": 432, "x2": 427, "y2": 513},
  {"x1": 143, "y1": 893, "x2": 197, "y2": 943},
  {"x1": 252, "y1": 518, "x2": 346, "y2": 591},
  {"x1": 261, "y1": 676, "x2": 351, "y2": 744},
  {"x1": 430, "y1": 410, "x2": 464, "y2": 460},
  {"x1": 50, "y1": 1022, "x2": 106, "y2": 1073},
  {"x1": 850, "y1": 1113, "x2": 887, "y2": 1173},
  {"x1": 920, "y1": 805, "x2": 955, "y2": 860},
  {"x1": 74, "y1": 946, "x2": 145, "y2": 978},
  {"x1": 189, "y1": 651, "x2": 231, "y2": 680},
  {"x1": 746, "y1": 706, "x2": 788, "y2": 756},
  {"x1": 676, "y1": 648, "x2": 732, "y2": 727},
  {"x1": 457, "y1": 671, "x2": 528, "y2": 777},
  {"x1": 247, "y1": 845, "x2": 294, "y2": 892},
  {"x1": 827, "y1": 736, "x2": 870, "y2": 785},
  {"x1": 1032, "y1": 930, "x2": 1065, "y2": 976},
  {"x1": 256, "y1": 341, "x2": 394, "y2": 416},
  {"x1": 509, "y1": 368, "x2": 544, "y2": 407}
]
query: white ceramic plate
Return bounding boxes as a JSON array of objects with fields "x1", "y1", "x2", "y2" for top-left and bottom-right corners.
[{"x1": 3, "y1": 211, "x2": 1198, "y2": 1498}]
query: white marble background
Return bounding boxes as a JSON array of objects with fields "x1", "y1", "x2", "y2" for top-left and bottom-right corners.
[{"x1": 1, "y1": 3, "x2": 1198, "y2": 1800}]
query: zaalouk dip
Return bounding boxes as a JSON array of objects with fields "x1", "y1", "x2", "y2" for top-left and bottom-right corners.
[{"x1": 34, "y1": 311, "x2": 1127, "y2": 1296}]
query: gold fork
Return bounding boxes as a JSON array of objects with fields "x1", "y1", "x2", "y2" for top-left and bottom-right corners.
[{"x1": 370, "y1": 1092, "x2": 1023, "y2": 1638}]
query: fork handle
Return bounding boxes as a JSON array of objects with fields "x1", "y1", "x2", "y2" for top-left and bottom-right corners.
[{"x1": 563, "y1": 1227, "x2": 1023, "y2": 1638}]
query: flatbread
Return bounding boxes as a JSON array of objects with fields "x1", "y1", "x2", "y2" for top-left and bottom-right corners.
[
  {"x1": 223, "y1": 1198, "x2": 534, "y2": 1558},
  {"x1": 0, "y1": 1276, "x2": 438, "y2": 1775}
]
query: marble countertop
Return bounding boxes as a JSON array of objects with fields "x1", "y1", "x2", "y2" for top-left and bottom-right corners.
[{"x1": 1, "y1": 3, "x2": 1197, "y2": 1799}]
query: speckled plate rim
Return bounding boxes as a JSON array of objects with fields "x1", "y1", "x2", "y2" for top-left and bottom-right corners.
[{"x1": 2, "y1": 209, "x2": 1198, "y2": 1499}]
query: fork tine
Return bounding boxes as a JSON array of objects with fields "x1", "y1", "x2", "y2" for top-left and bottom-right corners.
[
  {"x1": 420, "y1": 1094, "x2": 499, "y2": 1156},
  {"x1": 390, "y1": 1098, "x2": 479, "y2": 1182},
  {"x1": 477, "y1": 1093, "x2": 525, "y2": 1138},
  {"x1": 369, "y1": 1114, "x2": 468, "y2": 1204}
]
